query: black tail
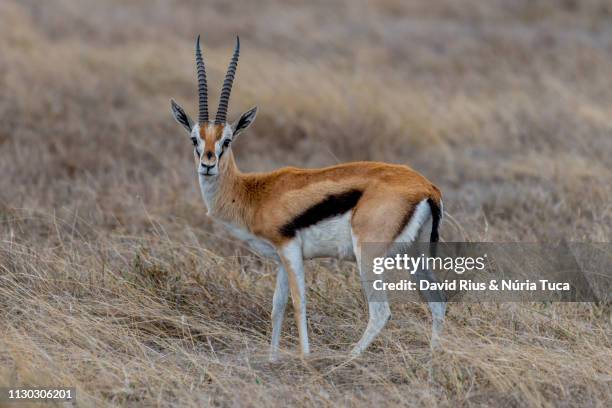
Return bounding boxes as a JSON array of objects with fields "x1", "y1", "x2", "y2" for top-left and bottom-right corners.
[{"x1": 427, "y1": 198, "x2": 441, "y2": 243}]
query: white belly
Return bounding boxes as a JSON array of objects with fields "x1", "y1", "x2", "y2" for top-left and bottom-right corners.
[
  {"x1": 217, "y1": 212, "x2": 355, "y2": 261},
  {"x1": 298, "y1": 211, "x2": 355, "y2": 260}
]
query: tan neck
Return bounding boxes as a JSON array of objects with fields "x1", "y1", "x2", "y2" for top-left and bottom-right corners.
[
  {"x1": 199, "y1": 150, "x2": 250, "y2": 225},
  {"x1": 221, "y1": 149, "x2": 240, "y2": 178}
]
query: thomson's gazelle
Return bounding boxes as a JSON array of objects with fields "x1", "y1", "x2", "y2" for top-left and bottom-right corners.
[{"x1": 170, "y1": 36, "x2": 445, "y2": 359}]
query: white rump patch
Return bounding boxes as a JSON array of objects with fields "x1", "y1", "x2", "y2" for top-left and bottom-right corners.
[{"x1": 396, "y1": 199, "x2": 431, "y2": 243}]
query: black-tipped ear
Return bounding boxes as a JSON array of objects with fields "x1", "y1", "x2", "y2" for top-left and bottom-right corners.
[
  {"x1": 232, "y1": 106, "x2": 258, "y2": 136},
  {"x1": 170, "y1": 99, "x2": 194, "y2": 134}
]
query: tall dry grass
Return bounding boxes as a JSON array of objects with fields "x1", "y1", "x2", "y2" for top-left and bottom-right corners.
[{"x1": 0, "y1": 0, "x2": 611, "y2": 406}]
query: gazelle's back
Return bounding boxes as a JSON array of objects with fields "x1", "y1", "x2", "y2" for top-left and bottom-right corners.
[{"x1": 240, "y1": 161, "x2": 441, "y2": 248}]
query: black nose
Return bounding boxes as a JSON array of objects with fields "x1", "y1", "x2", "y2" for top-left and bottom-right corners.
[{"x1": 206, "y1": 151, "x2": 214, "y2": 160}]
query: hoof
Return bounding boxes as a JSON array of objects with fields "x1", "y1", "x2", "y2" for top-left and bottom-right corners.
[{"x1": 269, "y1": 347, "x2": 281, "y2": 363}]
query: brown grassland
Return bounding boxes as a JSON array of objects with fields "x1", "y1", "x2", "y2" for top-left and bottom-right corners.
[{"x1": 0, "y1": 0, "x2": 611, "y2": 406}]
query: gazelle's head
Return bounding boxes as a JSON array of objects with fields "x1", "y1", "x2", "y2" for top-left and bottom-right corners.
[{"x1": 171, "y1": 36, "x2": 257, "y2": 178}]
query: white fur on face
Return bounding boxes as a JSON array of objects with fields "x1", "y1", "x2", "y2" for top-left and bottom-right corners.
[
  {"x1": 190, "y1": 124, "x2": 203, "y2": 157},
  {"x1": 197, "y1": 123, "x2": 234, "y2": 174},
  {"x1": 213, "y1": 124, "x2": 233, "y2": 157},
  {"x1": 191, "y1": 124, "x2": 201, "y2": 143},
  {"x1": 200, "y1": 123, "x2": 233, "y2": 156}
]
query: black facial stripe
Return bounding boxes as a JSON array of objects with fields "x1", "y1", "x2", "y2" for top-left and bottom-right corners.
[
  {"x1": 279, "y1": 189, "x2": 363, "y2": 238},
  {"x1": 218, "y1": 140, "x2": 230, "y2": 160}
]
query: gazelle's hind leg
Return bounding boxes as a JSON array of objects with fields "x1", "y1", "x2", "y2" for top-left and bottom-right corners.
[
  {"x1": 428, "y1": 301, "x2": 446, "y2": 349},
  {"x1": 348, "y1": 193, "x2": 426, "y2": 356},
  {"x1": 350, "y1": 233, "x2": 391, "y2": 356},
  {"x1": 349, "y1": 196, "x2": 444, "y2": 356},
  {"x1": 416, "y1": 215, "x2": 447, "y2": 349}
]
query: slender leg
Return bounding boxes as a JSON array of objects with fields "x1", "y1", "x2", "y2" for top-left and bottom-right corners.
[
  {"x1": 269, "y1": 264, "x2": 289, "y2": 361},
  {"x1": 279, "y1": 240, "x2": 309, "y2": 356},
  {"x1": 350, "y1": 235, "x2": 391, "y2": 356},
  {"x1": 416, "y1": 217, "x2": 447, "y2": 349},
  {"x1": 413, "y1": 265, "x2": 447, "y2": 349},
  {"x1": 428, "y1": 301, "x2": 446, "y2": 349},
  {"x1": 349, "y1": 192, "x2": 425, "y2": 356},
  {"x1": 350, "y1": 300, "x2": 391, "y2": 356}
]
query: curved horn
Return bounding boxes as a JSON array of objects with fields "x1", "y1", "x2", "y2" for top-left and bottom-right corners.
[
  {"x1": 215, "y1": 36, "x2": 240, "y2": 124},
  {"x1": 195, "y1": 35, "x2": 209, "y2": 123}
]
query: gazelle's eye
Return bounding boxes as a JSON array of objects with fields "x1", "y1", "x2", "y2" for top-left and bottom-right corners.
[
  {"x1": 223, "y1": 139, "x2": 231, "y2": 148},
  {"x1": 191, "y1": 137, "x2": 198, "y2": 146}
]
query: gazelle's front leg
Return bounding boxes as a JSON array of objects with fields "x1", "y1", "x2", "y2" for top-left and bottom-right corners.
[
  {"x1": 278, "y1": 240, "x2": 310, "y2": 356},
  {"x1": 270, "y1": 264, "x2": 289, "y2": 361}
]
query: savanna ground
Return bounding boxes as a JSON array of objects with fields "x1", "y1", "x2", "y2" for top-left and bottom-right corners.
[{"x1": 0, "y1": 0, "x2": 611, "y2": 406}]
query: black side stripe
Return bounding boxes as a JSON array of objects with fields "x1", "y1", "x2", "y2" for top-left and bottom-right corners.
[{"x1": 279, "y1": 189, "x2": 363, "y2": 238}]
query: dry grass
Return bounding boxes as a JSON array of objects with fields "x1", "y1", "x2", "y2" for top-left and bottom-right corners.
[{"x1": 0, "y1": 0, "x2": 611, "y2": 406}]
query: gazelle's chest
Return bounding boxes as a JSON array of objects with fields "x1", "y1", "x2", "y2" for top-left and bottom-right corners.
[{"x1": 219, "y1": 220, "x2": 279, "y2": 259}]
